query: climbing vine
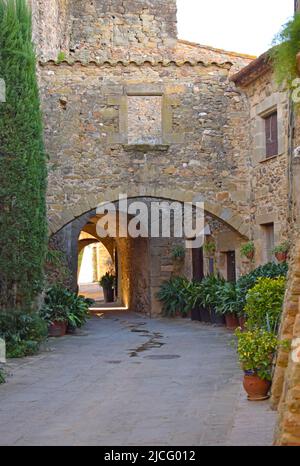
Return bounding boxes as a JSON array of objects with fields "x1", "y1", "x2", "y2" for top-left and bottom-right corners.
[{"x1": 0, "y1": 0, "x2": 47, "y2": 309}]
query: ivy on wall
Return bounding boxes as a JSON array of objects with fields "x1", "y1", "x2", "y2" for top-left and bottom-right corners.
[{"x1": 0, "y1": 0, "x2": 47, "y2": 310}]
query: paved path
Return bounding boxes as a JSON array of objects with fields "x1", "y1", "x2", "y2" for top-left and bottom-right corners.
[{"x1": 0, "y1": 312, "x2": 276, "y2": 446}]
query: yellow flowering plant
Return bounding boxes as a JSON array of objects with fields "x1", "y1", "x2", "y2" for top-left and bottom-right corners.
[{"x1": 235, "y1": 328, "x2": 288, "y2": 381}]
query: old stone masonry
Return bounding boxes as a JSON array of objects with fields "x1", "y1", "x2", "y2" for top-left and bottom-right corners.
[{"x1": 23, "y1": 0, "x2": 300, "y2": 445}]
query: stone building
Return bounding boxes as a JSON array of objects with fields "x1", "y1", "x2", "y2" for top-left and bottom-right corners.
[
  {"x1": 18, "y1": 0, "x2": 300, "y2": 447},
  {"x1": 31, "y1": 0, "x2": 267, "y2": 315}
]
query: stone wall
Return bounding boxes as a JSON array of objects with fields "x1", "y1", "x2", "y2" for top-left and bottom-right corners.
[
  {"x1": 40, "y1": 57, "x2": 251, "y2": 239},
  {"x1": 233, "y1": 70, "x2": 290, "y2": 265},
  {"x1": 69, "y1": 0, "x2": 177, "y2": 61},
  {"x1": 273, "y1": 240, "x2": 300, "y2": 445},
  {"x1": 30, "y1": 0, "x2": 71, "y2": 60}
]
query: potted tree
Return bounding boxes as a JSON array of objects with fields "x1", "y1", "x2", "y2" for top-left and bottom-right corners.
[
  {"x1": 99, "y1": 272, "x2": 116, "y2": 303},
  {"x1": 240, "y1": 242, "x2": 255, "y2": 261},
  {"x1": 235, "y1": 328, "x2": 287, "y2": 401},
  {"x1": 216, "y1": 281, "x2": 240, "y2": 330},
  {"x1": 272, "y1": 241, "x2": 289, "y2": 263}
]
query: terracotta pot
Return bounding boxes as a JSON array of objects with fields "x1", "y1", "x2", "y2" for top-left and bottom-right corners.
[
  {"x1": 238, "y1": 316, "x2": 247, "y2": 330},
  {"x1": 243, "y1": 373, "x2": 271, "y2": 401},
  {"x1": 48, "y1": 321, "x2": 67, "y2": 338},
  {"x1": 225, "y1": 313, "x2": 239, "y2": 330},
  {"x1": 246, "y1": 250, "x2": 254, "y2": 260},
  {"x1": 275, "y1": 251, "x2": 287, "y2": 263}
]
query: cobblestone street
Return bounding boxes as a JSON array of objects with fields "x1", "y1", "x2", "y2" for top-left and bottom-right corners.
[{"x1": 0, "y1": 313, "x2": 276, "y2": 446}]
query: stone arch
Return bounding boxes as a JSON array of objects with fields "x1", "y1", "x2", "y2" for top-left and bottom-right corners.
[{"x1": 49, "y1": 185, "x2": 250, "y2": 239}]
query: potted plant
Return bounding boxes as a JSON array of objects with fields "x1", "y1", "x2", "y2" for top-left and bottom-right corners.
[
  {"x1": 99, "y1": 272, "x2": 115, "y2": 303},
  {"x1": 235, "y1": 328, "x2": 287, "y2": 401},
  {"x1": 171, "y1": 245, "x2": 186, "y2": 262},
  {"x1": 240, "y1": 242, "x2": 255, "y2": 261},
  {"x1": 157, "y1": 276, "x2": 191, "y2": 318},
  {"x1": 40, "y1": 286, "x2": 70, "y2": 337},
  {"x1": 244, "y1": 276, "x2": 286, "y2": 334},
  {"x1": 216, "y1": 281, "x2": 240, "y2": 330},
  {"x1": 272, "y1": 241, "x2": 289, "y2": 263},
  {"x1": 200, "y1": 275, "x2": 226, "y2": 324},
  {"x1": 66, "y1": 294, "x2": 91, "y2": 334},
  {"x1": 203, "y1": 240, "x2": 216, "y2": 257}
]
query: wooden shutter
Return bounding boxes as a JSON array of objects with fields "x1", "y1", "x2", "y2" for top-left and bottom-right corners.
[
  {"x1": 226, "y1": 251, "x2": 236, "y2": 283},
  {"x1": 265, "y1": 112, "x2": 278, "y2": 158}
]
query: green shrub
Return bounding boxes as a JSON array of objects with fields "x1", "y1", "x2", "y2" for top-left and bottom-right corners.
[
  {"x1": 0, "y1": 0, "x2": 47, "y2": 310},
  {"x1": 198, "y1": 275, "x2": 226, "y2": 310},
  {"x1": 40, "y1": 286, "x2": 90, "y2": 328},
  {"x1": 99, "y1": 273, "x2": 115, "y2": 290},
  {"x1": 0, "y1": 310, "x2": 47, "y2": 358},
  {"x1": 215, "y1": 281, "x2": 240, "y2": 316},
  {"x1": 270, "y1": 13, "x2": 300, "y2": 87},
  {"x1": 235, "y1": 328, "x2": 288, "y2": 381},
  {"x1": 236, "y1": 262, "x2": 288, "y2": 316},
  {"x1": 157, "y1": 276, "x2": 191, "y2": 317},
  {"x1": 244, "y1": 277, "x2": 286, "y2": 333}
]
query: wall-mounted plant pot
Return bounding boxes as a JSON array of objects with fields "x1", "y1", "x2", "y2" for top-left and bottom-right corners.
[
  {"x1": 245, "y1": 251, "x2": 254, "y2": 260},
  {"x1": 225, "y1": 313, "x2": 239, "y2": 330},
  {"x1": 48, "y1": 321, "x2": 67, "y2": 338},
  {"x1": 275, "y1": 252, "x2": 288, "y2": 263},
  {"x1": 243, "y1": 372, "x2": 271, "y2": 401}
]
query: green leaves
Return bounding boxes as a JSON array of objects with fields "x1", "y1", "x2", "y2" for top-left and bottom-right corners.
[
  {"x1": 244, "y1": 277, "x2": 286, "y2": 334},
  {"x1": 270, "y1": 13, "x2": 300, "y2": 87},
  {"x1": 0, "y1": 309, "x2": 47, "y2": 358},
  {"x1": 157, "y1": 276, "x2": 191, "y2": 317},
  {"x1": 0, "y1": 0, "x2": 47, "y2": 310},
  {"x1": 40, "y1": 286, "x2": 91, "y2": 328},
  {"x1": 99, "y1": 272, "x2": 116, "y2": 290},
  {"x1": 235, "y1": 328, "x2": 288, "y2": 381}
]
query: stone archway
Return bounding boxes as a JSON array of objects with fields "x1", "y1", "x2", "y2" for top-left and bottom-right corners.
[
  {"x1": 48, "y1": 186, "x2": 250, "y2": 239},
  {"x1": 49, "y1": 192, "x2": 249, "y2": 316}
]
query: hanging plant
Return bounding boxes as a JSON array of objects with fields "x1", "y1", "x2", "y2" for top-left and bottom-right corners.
[
  {"x1": 171, "y1": 245, "x2": 186, "y2": 262},
  {"x1": 270, "y1": 13, "x2": 300, "y2": 87},
  {"x1": 240, "y1": 242, "x2": 255, "y2": 260},
  {"x1": 203, "y1": 240, "x2": 216, "y2": 256}
]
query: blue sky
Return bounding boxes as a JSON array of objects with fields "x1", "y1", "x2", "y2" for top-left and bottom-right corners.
[{"x1": 177, "y1": 0, "x2": 294, "y2": 56}]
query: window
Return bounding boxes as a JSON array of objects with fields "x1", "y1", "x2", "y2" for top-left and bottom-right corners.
[
  {"x1": 127, "y1": 96, "x2": 162, "y2": 145},
  {"x1": 264, "y1": 112, "x2": 278, "y2": 158},
  {"x1": 262, "y1": 223, "x2": 275, "y2": 263}
]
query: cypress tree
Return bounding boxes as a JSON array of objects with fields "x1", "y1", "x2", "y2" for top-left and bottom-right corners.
[{"x1": 0, "y1": 0, "x2": 47, "y2": 310}]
